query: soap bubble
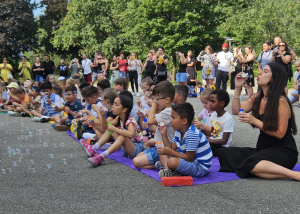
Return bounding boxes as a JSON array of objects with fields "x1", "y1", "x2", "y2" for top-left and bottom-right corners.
[
  {"x1": 62, "y1": 158, "x2": 67, "y2": 165},
  {"x1": 60, "y1": 143, "x2": 65, "y2": 147},
  {"x1": 26, "y1": 149, "x2": 30, "y2": 154},
  {"x1": 2, "y1": 169, "x2": 6, "y2": 174},
  {"x1": 32, "y1": 168, "x2": 35, "y2": 172},
  {"x1": 13, "y1": 161, "x2": 16, "y2": 166},
  {"x1": 8, "y1": 168, "x2": 11, "y2": 173},
  {"x1": 21, "y1": 135, "x2": 24, "y2": 140},
  {"x1": 31, "y1": 145, "x2": 35, "y2": 149},
  {"x1": 29, "y1": 131, "x2": 32, "y2": 136},
  {"x1": 25, "y1": 136, "x2": 28, "y2": 141},
  {"x1": 30, "y1": 159, "x2": 34, "y2": 164},
  {"x1": 47, "y1": 164, "x2": 51, "y2": 169},
  {"x1": 70, "y1": 154, "x2": 73, "y2": 158},
  {"x1": 49, "y1": 154, "x2": 54, "y2": 159},
  {"x1": 54, "y1": 144, "x2": 57, "y2": 147},
  {"x1": 28, "y1": 166, "x2": 31, "y2": 169},
  {"x1": 43, "y1": 142, "x2": 48, "y2": 147}
]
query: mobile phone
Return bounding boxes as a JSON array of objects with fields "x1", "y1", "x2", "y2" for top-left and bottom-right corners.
[
  {"x1": 202, "y1": 51, "x2": 206, "y2": 55},
  {"x1": 73, "y1": 59, "x2": 76, "y2": 62}
]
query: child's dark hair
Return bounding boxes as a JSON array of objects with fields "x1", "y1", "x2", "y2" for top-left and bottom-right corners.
[
  {"x1": 81, "y1": 85, "x2": 98, "y2": 98},
  {"x1": 97, "y1": 79, "x2": 111, "y2": 90},
  {"x1": 79, "y1": 82, "x2": 90, "y2": 90},
  {"x1": 32, "y1": 86, "x2": 40, "y2": 93},
  {"x1": 172, "y1": 102, "x2": 194, "y2": 126},
  {"x1": 174, "y1": 85, "x2": 188, "y2": 101},
  {"x1": 102, "y1": 88, "x2": 118, "y2": 104},
  {"x1": 197, "y1": 82, "x2": 202, "y2": 86},
  {"x1": 40, "y1": 81, "x2": 52, "y2": 90},
  {"x1": 65, "y1": 85, "x2": 77, "y2": 94},
  {"x1": 119, "y1": 90, "x2": 133, "y2": 101},
  {"x1": 211, "y1": 89, "x2": 230, "y2": 107},
  {"x1": 15, "y1": 88, "x2": 26, "y2": 95},
  {"x1": 52, "y1": 84, "x2": 63, "y2": 97},
  {"x1": 150, "y1": 81, "x2": 159, "y2": 88},
  {"x1": 114, "y1": 78, "x2": 128, "y2": 90},
  {"x1": 152, "y1": 81, "x2": 175, "y2": 101},
  {"x1": 117, "y1": 95, "x2": 133, "y2": 129}
]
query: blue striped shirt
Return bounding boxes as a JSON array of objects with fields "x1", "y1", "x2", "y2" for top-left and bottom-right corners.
[{"x1": 172, "y1": 124, "x2": 212, "y2": 170}]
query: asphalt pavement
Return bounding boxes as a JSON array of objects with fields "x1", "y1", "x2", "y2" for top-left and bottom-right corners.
[{"x1": 1, "y1": 94, "x2": 300, "y2": 214}]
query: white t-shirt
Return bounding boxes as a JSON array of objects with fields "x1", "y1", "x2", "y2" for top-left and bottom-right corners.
[
  {"x1": 209, "y1": 111, "x2": 235, "y2": 147},
  {"x1": 81, "y1": 59, "x2": 92, "y2": 75},
  {"x1": 154, "y1": 107, "x2": 176, "y2": 146},
  {"x1": 217, "y1": 51, "x2": 234, "y2": 72},
  {"x1": 140, "y1": 95, "x2": 151, "y2": 113},
  {"x1": 293, "y1": 71, "x2": 299, "y2": 82}
]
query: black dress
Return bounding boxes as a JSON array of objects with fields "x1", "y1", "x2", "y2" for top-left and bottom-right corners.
[
  {"x1": 230, "y1": 58, "x2": 242, "y2": 90},
  {"x1": 145, "y1": 60, "x2": 156, "y2": 80},
  {"x1": 244, "y1": 57, "x2": 255, "y2": 87},
  {"x1": 216, "y1": 114, "x2": 298, "y2": 178}
]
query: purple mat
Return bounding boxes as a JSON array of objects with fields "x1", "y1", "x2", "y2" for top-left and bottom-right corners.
[{"x1": 67, "y1": 131, "x2": 300, "y2": 185}]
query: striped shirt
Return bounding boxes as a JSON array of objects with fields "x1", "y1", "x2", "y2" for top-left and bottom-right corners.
[{"x1": 172, "y1": 124, "x2": 212, "y2": 170}]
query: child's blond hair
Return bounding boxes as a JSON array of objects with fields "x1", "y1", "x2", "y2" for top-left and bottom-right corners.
[
  {"x1": 200, "y1": 88, "x2": 213, "y2": 101},
  {"x1": 66, "y1": 78, "x2": 76, "y2": 86}
]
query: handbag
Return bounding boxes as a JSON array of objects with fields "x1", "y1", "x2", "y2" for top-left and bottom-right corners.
[
  {"x1": 158, "y1": 70, "x2": 167, "y2": 77},
  {"x1": 74, "y1": 73, "x2": 80, "y2": 77},
  {"x1": 229, "y1": 59, "x2": 238, "y2": 74},
  {"x1": 7, "y1": 72, "x2": 13, "y2": 79}
]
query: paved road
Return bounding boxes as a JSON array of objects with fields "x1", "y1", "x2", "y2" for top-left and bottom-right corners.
[{"x1": 1, "y1": 95, "x2": 300, "y2": 214}]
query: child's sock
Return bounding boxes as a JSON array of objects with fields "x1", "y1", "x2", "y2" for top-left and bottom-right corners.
[
  {"x1": 99, "y1": 150, "x2": 110, "y2": 159},
  {"x1": 92, "y1": 143, "x2": 101, "y2": 152}
]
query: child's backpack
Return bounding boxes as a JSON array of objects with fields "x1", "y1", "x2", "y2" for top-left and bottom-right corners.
[{"x1": 70, "y1": 120, "x2": 84, "y2": 139}]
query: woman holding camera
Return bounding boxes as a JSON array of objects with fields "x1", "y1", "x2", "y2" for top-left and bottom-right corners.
[
  {"x1": 69, "y1": 58, "x2": 81, "y2": 85},
  {"x1": 128, "y1": 52, "x2": 143, "y2": 96},
  {"x1": 197, "y1": 46, "x2": 215, "y2": 88}
]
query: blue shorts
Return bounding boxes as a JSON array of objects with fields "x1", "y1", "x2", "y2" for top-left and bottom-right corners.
[
  {"x1": 35, "y1": 75, "x2": 43, "y2": 82},
  {"x1": 176, "y1": 72, "x2": 188, "y2": 82},
  {"x1": 42, "y1": 112, "x2": 61, "y2": 117},
  {"x1": 288, "y1": 89, "x2": 299, "y2": 103},
  {"x1": 143, "y1": 147, "x2": 159, "y2": 165},
  {"x1": 122, "y1": 142, "x2": 145, "y2": 159},
  {"x1": 120, "y1": 71, "x2": 129, "y2": 78},
  {"x1": 175, "y1": 158, "x2": 209, "y2": 177}
]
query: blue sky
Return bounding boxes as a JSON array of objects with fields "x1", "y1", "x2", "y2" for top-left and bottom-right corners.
[{"x1": 33, "y1": 0, "x2": 45, "y2": 17}]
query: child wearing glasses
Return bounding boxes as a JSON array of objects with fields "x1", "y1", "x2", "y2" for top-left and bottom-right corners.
[{"x1": 133, "y1": 81, "x2": 176, "y2": 169}]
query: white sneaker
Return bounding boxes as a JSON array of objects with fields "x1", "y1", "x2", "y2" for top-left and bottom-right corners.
[
  {"x1": 34, "y1": 117, "x2": 41, "y2": 122},
  {"x1": 136, "y1": 92, "x2": 140, "y2": 97},
  {"x1": 7, "y1": 111, "x2": 14, "y2": 116},
  {"x1": 132, "y1": 91, "x2": 135, "y2": 96},
  {"x1": 82, "y1": 133, "x2": 96, "y2": 140}
]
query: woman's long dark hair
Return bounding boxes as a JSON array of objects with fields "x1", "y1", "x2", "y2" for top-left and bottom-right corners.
[
  {"x1": 116, "y1": 95, "x2": 133, "y2": 129},
  {"x1": 252, "y1": 63, "x2": 297, "y2": 135}
]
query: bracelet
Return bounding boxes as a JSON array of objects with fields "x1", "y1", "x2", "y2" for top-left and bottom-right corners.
[{"x1": 233, "y1": 95, "x2": 240, "y2": 99}]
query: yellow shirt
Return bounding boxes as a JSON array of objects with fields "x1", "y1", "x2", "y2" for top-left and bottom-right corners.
[
  {"x1": 18, "y1": 62, "x2": 32, "y2": 83},
  {"x1": 0, "y1": 63, "x2": 13, "y2": 83}
]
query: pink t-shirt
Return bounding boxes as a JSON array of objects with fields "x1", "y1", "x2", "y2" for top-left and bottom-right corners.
[{"x1": 198, "y1": 108, "x2": 213, "y2": 126}]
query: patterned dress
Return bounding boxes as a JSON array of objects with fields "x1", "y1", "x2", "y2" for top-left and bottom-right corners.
[
  {"x1": 197, "y1": 54, "x2": 215, "y2": 80},
  {"x1": 120, "y1": 116, "x2": 143, "y2": 142},
  {"x1": 244, "y1": 57, "x2": 255, "y2": 87}
]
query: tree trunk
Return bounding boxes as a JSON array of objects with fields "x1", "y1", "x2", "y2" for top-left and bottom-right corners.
[{"x1": 172, "y1": 53, "x2": 177, "y2": 82}]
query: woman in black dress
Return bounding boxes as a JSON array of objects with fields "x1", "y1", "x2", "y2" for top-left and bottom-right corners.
[
  {"x1": 216, "y1": 63, "x2": 299, "y2": 180},
  {"x1": 237, "y1": 46, "x2": 255, "y2": 97}
]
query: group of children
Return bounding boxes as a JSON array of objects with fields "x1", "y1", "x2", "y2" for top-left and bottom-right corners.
[{"x1": 2, "y1": 75, "x2": 236, "y2": 178}]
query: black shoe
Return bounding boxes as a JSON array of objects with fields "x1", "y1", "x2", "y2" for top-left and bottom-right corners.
[{"x1": 40, "y1": 117, "x2": 50, "y2": 123}]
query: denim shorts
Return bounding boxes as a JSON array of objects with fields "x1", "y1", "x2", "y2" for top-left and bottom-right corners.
[
  {"x1": 120, "y1": 71, "x2": 129, "y2": 78},
  {"x1": 122, "y1": 142, "x2": 145, "y2": 159},
  {"x1": 288, "y1": 89, "x2": 299, "y2": 103},
  {"x1": 176, "y1": 72, "x2": 188, "y2": 82},
  {"x1": 175, "y1": 158, "x2": 209, "y2": 177},
  {"x1": 42, "y1": 112, "x2": 61, "y2": 117},
  {"x1": 143, "y1": 147, "x2": 159, "y2": 165}
]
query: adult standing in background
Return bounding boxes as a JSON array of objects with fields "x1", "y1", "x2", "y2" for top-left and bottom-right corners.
[
  {"x1": 197, "y1": 46, "x2": 215, "y2": 88},
  {"x1": 18, "y1": 56, "x2": 32, "y2": 83},
  {"x1": 274, "y1": 36, "x2": 296, "y2": 60},
  {"x1": 69, "y1": 58, "x2": 81, "y2": 86},
  {"x1": 110, "y1": 55, "x2": 120, "y2": 87},
  {"x1": 154, "y1": 46, "x2": 168, "y2": 82},
  {"x1": 257, "y1": 42, "x2": 273, "y2": 72},
  {"x1": 128, "y1": 52, "x2": 143, "y2": 96},
  {"x1": 57, "y1": 57, "x2": 69, "y2": 79},
  {"x1": 119, "y1": 51, "x2": 129, "y2": 81},
  {"x1": 187, "y1": 50, "x2": 196, "y2": 82},
  {"x1": 99, "y1": 53, "x2": 109, "y2": 79},
  {"x1": 176, "y1": 52, "x2": 188, "y2": 85},
  {"x1": 82, "y1": 53, "x2": 92, "y2": 83},
  {"x1": 230, "y1": 47, "x2": 242, "y2": 90},
  {"x1": 141, "y1": 52, "x2": 156, "y2": 80},
  {"x1": 237, "y1": 46, "x2": 256, "y2": 97},
  {"x1": 43, "y1": 55, "x2": 55, "y2": 79},
  {"x1": 91, "y1": 52, "x2": 101, "y2": 85},
  {"x1": 0, "y1": 58, "x2": 13, "y2": 85},
  {"x1": 32, "y1": 57, "x2": 45, "y2": 82},
  {"x1": 215, "y1": 43, "x2": 234, "y2": 91}
]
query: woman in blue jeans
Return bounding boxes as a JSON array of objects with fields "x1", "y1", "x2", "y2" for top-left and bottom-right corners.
[
  {"x1": 32, "y1": 57, "x2": 45, "y2": 82},
  {"x1": 176, "y1": 52, "x2": 188, "y2": 85}
]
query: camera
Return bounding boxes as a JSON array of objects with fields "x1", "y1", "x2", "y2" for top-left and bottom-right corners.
[
  {"x1": 202, "y1": 51, "x2": 206, "y2": 55},
  {"x1": 73, "y1": 59, "x2": 76, "y2": 62}
]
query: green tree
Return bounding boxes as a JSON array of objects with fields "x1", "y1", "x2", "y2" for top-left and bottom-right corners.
[
  {"x1": 52, "y1": 0, "x2": 122, "y2": 59},
  {"x1": 118, "y1": 0, "x2": 224, "y2": 75},
  {"x1": 39, "y1": 0, "x2": 70, "y2": 54},
  {"x1": 0, "y1": 0, "x2": 38, "y2": 66},
  {"x1": 216, "y1": 0, "x2": 300, "y2": 54}
]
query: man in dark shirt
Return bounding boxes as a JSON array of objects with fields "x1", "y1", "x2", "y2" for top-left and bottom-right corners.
[{"x1": 43, "y1": 55, "x2": 55, "y2": 79}]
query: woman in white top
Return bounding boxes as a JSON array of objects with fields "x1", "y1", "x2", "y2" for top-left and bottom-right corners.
[{"x1": 128, "y1": 53, "x2": 143, "y2": 96}]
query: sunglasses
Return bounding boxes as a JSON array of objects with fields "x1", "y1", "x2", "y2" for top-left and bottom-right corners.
[{"x1": 278, "y1": 45, "x2": 285, "y2": 47}]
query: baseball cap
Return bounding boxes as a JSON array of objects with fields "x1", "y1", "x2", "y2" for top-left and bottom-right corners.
[
  {"x1": 6, "y1": 82, "x2": 19, "y2": 89},
  {"x1": 222, "y1": 43, "x2": 229, "y2": 48},
  {"x1": 58, "y1": 76, "x2": 66, "y2": 81}
]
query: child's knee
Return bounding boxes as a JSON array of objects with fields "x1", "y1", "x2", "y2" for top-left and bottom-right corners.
[{"x1": 167, "y1": 157, "x2": 179, "y2": 171}]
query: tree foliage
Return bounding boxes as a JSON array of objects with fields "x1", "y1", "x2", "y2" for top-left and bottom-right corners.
[
  {"x1": 0, "y1": 0, "x2": 38, "y2": 62},
  {"x1": 216, "y1": 0, "x2": 300, "y2": 53}
]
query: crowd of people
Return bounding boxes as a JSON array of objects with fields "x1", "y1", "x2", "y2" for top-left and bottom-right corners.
[{"x1": 0, "y1": 35, "x2": 299, "y2": 181}]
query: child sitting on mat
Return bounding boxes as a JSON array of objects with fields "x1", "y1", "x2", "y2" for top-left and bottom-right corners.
[
  {"x1": 195, "y1": 89, "x2": 235, "y2": 155},
  {"x1": 80, "y1": 95, "x2": 144, "y2": 167},
  {"x1": 194, "y1": 88, "x2": 214, "y2": 128},
  {"x1": 157, "y1": 102, "x2": 212, "y2": 177}
]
